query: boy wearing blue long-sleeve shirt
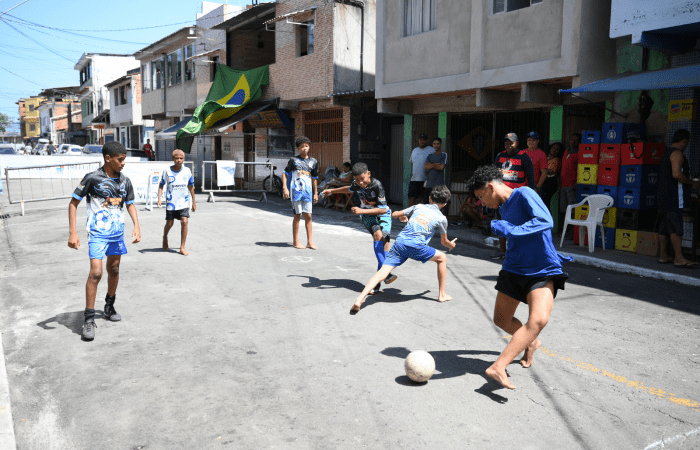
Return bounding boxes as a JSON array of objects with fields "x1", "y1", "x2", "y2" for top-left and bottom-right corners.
[{"x1": 467, "y1": 165, "x2": 570, "y2": 390}]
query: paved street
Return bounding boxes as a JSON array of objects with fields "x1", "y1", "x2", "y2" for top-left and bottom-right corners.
[{"x1": 1, "y1": 193, "x2": 699, "y2": 449}]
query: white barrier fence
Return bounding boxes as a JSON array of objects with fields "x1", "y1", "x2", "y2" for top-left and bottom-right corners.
[
  {"x1": 201, "y1": 161, "x2": 275, "y2": 203},
  {"x1": 1, "y1": 154, "x2": 193, "y2": 215}
]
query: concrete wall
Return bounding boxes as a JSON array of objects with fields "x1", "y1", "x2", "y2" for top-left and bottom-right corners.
[
  {"x1": 376, "y1": 0, "x2": 592, "y2": 100},
  {"x1": 333, "y1": 1, "x2": 376, "y2": 92},
  {"x1": 482, "y1": 0, "x2": 562, "y2": 70},
  {"x1": 383, "y1": 0, "x2": 470, "y2": 84},
  {"x1": 610, "y1": 0, "x2": 700, "y2": 41}
]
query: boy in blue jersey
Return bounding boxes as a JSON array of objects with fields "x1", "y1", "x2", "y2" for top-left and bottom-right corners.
[
  {"x1": 323, "y1": 163, "x2": 397, "y2": 294},
  {"x1": 158, "y1": 149, "x2": 196, "y2": 255},
  {"x1": 467, "y1": 165, "x2": 570, "y2": 390},
  {"x1": 68, "y1": 141, "x2": 141, "y2": 341},
  {"x1": 282, "y1": 136, "x2": 319, "y2": 249},
  {"x1": 350, "y1": 185, "x2": 457, "y2": 314}
]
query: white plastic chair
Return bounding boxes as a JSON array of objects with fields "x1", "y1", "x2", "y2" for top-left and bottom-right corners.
[{"x1": 560, "y1": 194, "x2": 614, "y2": 253}]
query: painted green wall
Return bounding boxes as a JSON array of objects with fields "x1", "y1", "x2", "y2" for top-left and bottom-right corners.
[
  {"x1": 549, "y1": 106, "x2": 563, "y2": 142},
  {"x1": 403, "y1": 115, "x2": 413, "y2": 207}
]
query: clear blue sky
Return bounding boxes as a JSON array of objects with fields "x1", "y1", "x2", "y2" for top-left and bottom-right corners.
[{"x1": 0, "y1": 0, "x2": 252, "y2": 132}]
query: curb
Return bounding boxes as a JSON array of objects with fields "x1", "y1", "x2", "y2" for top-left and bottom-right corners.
[{"x1": 0, "y1": 332, "x2": 17, "y2": 450}]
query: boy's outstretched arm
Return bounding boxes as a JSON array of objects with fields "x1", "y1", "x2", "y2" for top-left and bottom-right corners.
[
  {"x1": 68, "y1": 198, "x2": 81, "y2": 249},
  {"x1": 322, "y1": 185, "x2": 351, "y2": 197},
  {"x1": 440, "y1": 234, "x2": 457, "y2": 251},
  {"x1": 127, "y1": 203, "x2": 141, "y2": 244},
  {"x1": 351, "y1": 206, "x2": 387, "y2": 216}
]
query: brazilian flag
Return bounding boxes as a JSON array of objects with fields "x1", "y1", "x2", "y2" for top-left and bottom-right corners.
[{"x1": 176, "y1": 64, "x2": 270, "y2": 152}]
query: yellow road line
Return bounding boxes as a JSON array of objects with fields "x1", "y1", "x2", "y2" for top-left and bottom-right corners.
[{"x1": 500, "y1": 336, "x2": 699, "y2": 412}]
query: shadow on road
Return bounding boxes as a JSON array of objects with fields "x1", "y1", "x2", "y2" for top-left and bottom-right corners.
[
  {"x1": 256, "y1": 241, "x2": 293, "y2": 248},
  {"x1": 37, "y1": 311, "x2": 91, "y2": 336}
]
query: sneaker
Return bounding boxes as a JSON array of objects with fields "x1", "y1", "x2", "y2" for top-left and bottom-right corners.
[
  {"x1": 369, "y1": 281, "x2": 382, "y2": 295},
  {"x1": 104, "y1": 303, "x2": 121, "y2": 322},
  {"x1": 82, "y1": 319, "x2": 96, "y2": 341},
  {"x1": 384, "y1": 274, "x2": 398, "y2": 284},
  {"x1": 490, "y1": 251, "x2": 505, "y2": 260}
]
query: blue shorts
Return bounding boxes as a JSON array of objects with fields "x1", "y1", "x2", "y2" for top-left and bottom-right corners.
[
  {"x1": 384, "y1": 241, "x2": 436, "y2": 267},
  {"x1": 88, "y1": 238, "x2": 127, "y2": 260},
  {"x1": 361, "y1": 213, "x2": 392, "y2": 241}
]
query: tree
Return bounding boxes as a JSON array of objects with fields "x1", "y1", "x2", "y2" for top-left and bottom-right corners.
[{"x1": 0, "y1": 113, "x2": 9, "y2": 133}]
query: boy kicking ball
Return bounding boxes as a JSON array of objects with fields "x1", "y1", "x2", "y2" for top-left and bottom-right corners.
[
  {"x1": 323, "y1": 163, "x2": 396, "y2": 294},
  {"x1": 351, "y1": 185, "x2": 457, "y2": 314},
  {"x1": 68, "y1": 141, "x2": 141, "y2": 341},
  {"x1": 466, "y1": 165, "x2": 570, "y2": 390},
  {"x1": 158, "y1": 149, "x2": 196, "y2": 255}
]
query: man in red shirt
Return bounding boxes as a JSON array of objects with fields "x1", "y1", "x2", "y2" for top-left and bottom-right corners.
[
  {"x1": 523, "y1": 131, "x2": 548, "y2": 193},
  {"x1": 143, "y1": 139, "x2": 154, "y2": 161},
  {"x1": 558, "y1": 133, "x2": 581, "y2": 236}
]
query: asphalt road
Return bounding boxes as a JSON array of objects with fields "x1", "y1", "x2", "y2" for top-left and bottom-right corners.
[{"x1": 0, "y1": 194, "x2": 699, "y2": 450}]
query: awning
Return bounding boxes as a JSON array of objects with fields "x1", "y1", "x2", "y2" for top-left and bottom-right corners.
[
  {"x1": 156, "y1": 116, "x2": 193, "y2": 138},
  {"x1": 91, "y1": 109, "x2": 110, "y2": 124},
  {"x1": 560, "y1": 64, "x2": 700, "y2": 93},
  {"x1": 263, "y1": 7, "x2": 316, "y2": 25},
  {"x1": 212, "y1": 101, "x2": 275, "y2": 133}
]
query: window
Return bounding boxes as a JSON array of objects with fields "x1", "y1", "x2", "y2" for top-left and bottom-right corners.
[
  {"x1": 30, "y1": 124, "x2": 35, "y2": 131},
  {"x1": 29, "y1": 104, "x2": 34, "y2": 111},
  {"x1": 184, "y1": 44, "x2": 195, "y2": 81},
  {"x1": 114, "y1": 88, "x2": 120, "y2": 106},
  {"x1": 168, "y1": 49, "x2": 181, "y2": 86},
  {"x1": 404, "y1": 0, "x2": 436, "y2": 36},
  {"x1": 142, "y1": 63, "x2": 151, "y2": 93},
  {"x1": 152, "y1": 57, "x2": 164, "y2": 90},
  {"x1": 299, "y1": 20, "x2": 315, "y2": 56},
  {"x1": 126, "y1": 86, "x2": 131, "y2": 104},
  {"x1": 493, "y1": 0, "x2": 542, "y2": 14},
  {"x1": 210, "y1": 56, "x2": 219, "y2": 81}
]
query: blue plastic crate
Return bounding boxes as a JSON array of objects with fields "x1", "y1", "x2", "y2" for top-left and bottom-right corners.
[
  {"x1": 602, "y1": 123, "x2": 646, "y2": 144},
  {"x1": 640, "y1": 186, "x2": 658, "y2": 210},
  {"x1": 596, "y1": 185, "x2": 618, "y2": 207},
  {"x1": 595, "y1": 227, "x2": 616, "y2": 249},
  {"x1": 576, "y1": 184, "x2": 597, "y2": 203},
  {"x1": 619, "y1": 165, "x2": 660, "y2": 188},
  {"x1": 582, "y1": 131, "x2": 601, "y2": 144},
  {"x1": 618, "y1": 187, "x2": 641, "y2": 210}
]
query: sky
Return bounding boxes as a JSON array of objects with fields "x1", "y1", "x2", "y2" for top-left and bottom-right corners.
[{"x1": 0, "y1": 0, "x2": 252, "y2": 133}]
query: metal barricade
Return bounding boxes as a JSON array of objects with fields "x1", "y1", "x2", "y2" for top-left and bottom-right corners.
[
  {"x1": 201, "y1": 161, "x2": 275, "y2": 203},
  {"x1": 4, "y1": 161, "x2": 101, "y2": 215}
]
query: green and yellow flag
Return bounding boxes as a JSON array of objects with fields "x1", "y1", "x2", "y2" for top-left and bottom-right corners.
[{"x1": 176, "y1": 64, "x2": 269, "y2": 152}]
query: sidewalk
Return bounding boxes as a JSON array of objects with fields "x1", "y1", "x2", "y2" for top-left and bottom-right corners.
[{"x1": 444, "y1": 221, "x2": 700, "y2": 287}]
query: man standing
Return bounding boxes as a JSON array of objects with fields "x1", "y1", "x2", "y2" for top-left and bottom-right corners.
[
  {"x1": 492, "y1": 132, "x2": 535, "y2": 259},
  {"x1": 47, "y1": 141, "x2": 56, "y2": 155},
  {"x1": 523, "y1": 131, "x2": 548, "y2": 193},
  {"x1": 423, "y1": 137, "x2": 448, "y2": 205},
  {"x1": 408, "y1": 133, "x2": 434, "y2": 206},
  {"x1": 143, "y1": 139, "x2": 154, "y2": 161},
  {"x1": 658, "y1": 129, "x2": 699, "y2": 267},
  {"x1": 559, "y1": 133, "x2": 581, "y2": 238}
]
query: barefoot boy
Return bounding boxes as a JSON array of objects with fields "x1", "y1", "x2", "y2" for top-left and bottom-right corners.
[
  {"x1": 323, "y1": 163, "x2": 395, "y2": 293},
  {"x1": 158, "y1": 149, "x2": 196, "y2": 255},
  {"x1": 350, "y1": 185, "x2": 457, "y2": 313},
  {"x1": 68, "y1": 141, "x2": 141, "y2": 341},
  {"x1": 282, "y1": 136, "x2": 319, "y2": 249},
  {"x1": 466, "y1": 165, "x2": 570, "y2": 389}
]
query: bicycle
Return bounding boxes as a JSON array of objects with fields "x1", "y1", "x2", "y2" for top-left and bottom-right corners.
[{"x1": 262, "y1": 160, "x2": 284, "y2": 197}]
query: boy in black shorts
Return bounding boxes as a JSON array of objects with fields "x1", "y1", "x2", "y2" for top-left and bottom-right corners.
[
  {"x1": 466, "y1": 165, "x2": 570, "y2": 390},
  {"x1": 323, "y1": 163, "x2": 396, "y2": 292},
  {"x1": 158, "y1": 149, "x2": 196, "y2": 255},
  {"x1": 68, "y1": 141, "x2": 141, "y2": 341}
]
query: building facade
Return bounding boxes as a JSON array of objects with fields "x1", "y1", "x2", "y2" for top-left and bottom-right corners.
[
  {"x1": 106, "y1": 68, "x2": 154, "y2": 150},
  {"x1": 375, "y1": 0, "x2": 617, "y2": 205},
  {"x1": 74, "y1": 53, "x2": 139, "y2": 144}
]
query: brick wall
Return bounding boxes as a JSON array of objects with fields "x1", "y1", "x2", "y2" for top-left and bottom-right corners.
[
  {"x1": 265, "y1": 0, "x2": 335, "y2": 102},
  {"x1": 227, "y1": 30, "x2": 275, "y2": 70}
]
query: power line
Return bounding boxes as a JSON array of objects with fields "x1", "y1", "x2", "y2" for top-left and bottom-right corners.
[{"x1": 0, "y1": 17, "x2": 74, "y2": 62}]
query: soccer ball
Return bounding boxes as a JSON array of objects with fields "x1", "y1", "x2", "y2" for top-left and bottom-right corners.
[
  {"x1": 93, "y1": 211, "x2": 112, "y2": 232},
  {"x1": 405, "y1": 350, "x2": 435, "y2": 383}
]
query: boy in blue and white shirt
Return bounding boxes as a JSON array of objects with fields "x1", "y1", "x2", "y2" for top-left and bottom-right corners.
[
  {"x1": 351, "y1": 185, "x2": 457, "y2": 314},
  {"x1": 158, "y1": 149, "x2": 196, "y2": 255},
  {"x1": 282, "y1": 136, "x2": 319, "y2": 249},
  {"x1": 68, "y1": 141, "x2": 141, "y2": 341}
]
